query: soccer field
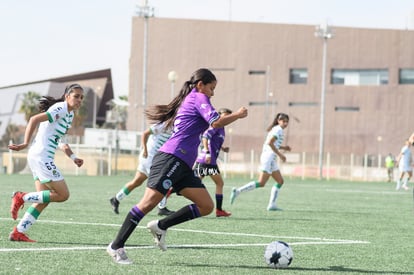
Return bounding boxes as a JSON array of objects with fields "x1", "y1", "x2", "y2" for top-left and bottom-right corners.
[{"x1": 1, "y1": 174, "x2": 413, "y2": 274}]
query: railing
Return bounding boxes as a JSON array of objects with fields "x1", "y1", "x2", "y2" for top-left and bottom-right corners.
[{"x1": 2, "y1": 145, "x2": 395, "y2": 182}]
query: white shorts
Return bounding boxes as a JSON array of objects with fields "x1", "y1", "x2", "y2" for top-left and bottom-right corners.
[
  {"x1": 399, "y1": 162, "x2": 413, "y2": 173},
  {"x1": 137, "y1": 154, "x2": 155, "y2": 177},
  {"x1": 27, "y1": 154, "x2": 64, "y2": 183},
  {"x1": 259, "y1": 152, "x2": 279, "y2": 174}
]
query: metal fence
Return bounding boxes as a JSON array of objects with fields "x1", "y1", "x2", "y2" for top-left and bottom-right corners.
[{"x1": 2, "y1": 144, "x2": 394, "y2": 182}]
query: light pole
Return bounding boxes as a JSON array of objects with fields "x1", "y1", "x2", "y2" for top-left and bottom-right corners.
[
  {"x1": 136, "y1": 0, "x2": 154, "y2": 131},
  {"x1": 168, "y1": 71, "x2": 178, "y2": 100},
  {"x1": 265, "y1": 65, "x2": 271, "y2": 128},
  {"x1": 315, "y1": 23, "x2": 333, "y2": 180}
]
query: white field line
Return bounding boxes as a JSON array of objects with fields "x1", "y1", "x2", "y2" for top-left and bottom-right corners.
[
  {"x1": 0, "y1": 241, "x2": 368, "y2": 253},
  {"x1": 324, "y1": 188, "x2": 407, "y2": 195},
  {"x1": 0, "y1": 218, "x2": 369, "y2": 253},
  {"x1": 1, "y1": 217, "x2": 368, "y2": 243}
]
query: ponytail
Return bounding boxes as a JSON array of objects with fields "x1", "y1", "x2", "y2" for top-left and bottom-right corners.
[
  {"x1": 38, "y1": 83, "x2": 83, "y2": 113},
  {"x1": 38, "y1": 96, "x2": 64, "y2": 113},
  {"x1": 145, "y1": 68, "x2": 217, "y2": 128},
  {"x1": 266, "y1": 113, "x2": 289, "y2": 131}
]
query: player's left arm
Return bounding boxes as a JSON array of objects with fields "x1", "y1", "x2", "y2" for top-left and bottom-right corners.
[
  {"x1": 59, "y1": 143, "x2": 84, "y2": 167},
  {"x1": 280, "y1": 145, "x2": 291, "y2": 151}
]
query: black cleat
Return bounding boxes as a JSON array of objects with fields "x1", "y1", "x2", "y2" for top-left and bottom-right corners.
[
  {"x1": 158, "y1": 207, "x2": 175, "y2": 216},
  {"x1": 110, "y1": 197, "x2": 120, "y2": 214}
]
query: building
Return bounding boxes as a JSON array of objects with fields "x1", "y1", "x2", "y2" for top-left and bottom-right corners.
[
  {"x1": 127, "y1": 17, "x2": 414, "y2": 162},
  {"x1": 0, "y1": 69, "x2": 114, "y2": 140}
]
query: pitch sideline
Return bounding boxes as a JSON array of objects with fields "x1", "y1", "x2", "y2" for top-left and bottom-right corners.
[{"x1": 0, "y1": 218, "x2": 369, "y2": 253}]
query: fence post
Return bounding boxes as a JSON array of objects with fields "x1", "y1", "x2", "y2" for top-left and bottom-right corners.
[
  {"x1": 250, "y1": 149, "x2": 255, "y2": 179},
  {"x1": 350, "y1": 153, "x2": 354, "y2": 181},
  {"x1": 8, "y1": 140, "x2": 14, "y2": 174},
  {"x1": 327, "y1": 152, "x2": 330, "y2": 181},
  {"x1": 99, "y1": 147, "x2": 104, "y2": 176},
  {"x1": 75, "y1": 136, "x2": 80, "y2": 176},
  {"x1": 363, "y1": 154, "x2": 368, "y2": 182},
  {"x1": 108, "y1": 145, "x2": 112, "y2": 176},
  {"x1": 377, "y1": 153, "x2": 382, "y2": 169},
  {"x1": 223, "y1": 152, "x2": 228, "y2": 179},
  {"x1": 302, "y1": 152, "x2": 306, "y2": 180}
]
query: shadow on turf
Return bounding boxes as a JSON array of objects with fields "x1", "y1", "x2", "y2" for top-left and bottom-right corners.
[{"x1": 183, "y1": 263, "x2": 414, "y2": 274}]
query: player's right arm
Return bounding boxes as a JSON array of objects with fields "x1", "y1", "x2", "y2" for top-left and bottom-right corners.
[{"x1": 8, "y1": 112, "x2": 48, "y2": 151}]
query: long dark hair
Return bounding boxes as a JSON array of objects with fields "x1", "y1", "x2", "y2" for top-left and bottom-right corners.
[
  {"x1": 266, "y1": 112, "x2": 289, "y2": 131},
  {"x1": 145, "y1": 68, "x2": 217, "y2": 128},
  {"x1": 38, "y1": 83, "x2": 83, "y2": 112}
]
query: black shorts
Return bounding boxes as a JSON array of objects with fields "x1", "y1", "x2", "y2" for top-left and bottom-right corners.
[
  {"x1": 193, "y1": 162, "x2": 220, "y2": 177},
  {"x1": 147, "y1": 152, "x2": 205, "y2": 195}
]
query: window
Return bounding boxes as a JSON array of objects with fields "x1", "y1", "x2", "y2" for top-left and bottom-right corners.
[
  {"x1": 331, "y1": 69, "x2": 388, "y2": 85},
  {"x1": 399, "y1": 69, "x2": 414, "y2": 84},
  {"x1": 289, "y1": 68, "x2": 307, "y2": 84}
]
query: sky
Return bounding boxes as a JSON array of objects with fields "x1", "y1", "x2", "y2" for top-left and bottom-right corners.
[{"x1": 1, "y1": 0, "x2": 414, "y2": 97}]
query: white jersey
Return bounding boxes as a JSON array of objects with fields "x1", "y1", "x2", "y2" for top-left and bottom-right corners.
[
  {"x1": 146, "y1": 122, "x2": 172, "y2": 158},
  {"x1": 262, "y1": 125, "x2": 284, "y2": 157},
  {"x1": 398, "y1": 145, "x2": 412, "y2": 172},
  {"x1": 28, "y1": 101, "x2": 74, "y2": 159},
  {"x1": 138, "y1": 122, "x2": 172, "y2": 176},
  {"x1": 259, "y1": 125, "x2": 284, "y2": 173}
]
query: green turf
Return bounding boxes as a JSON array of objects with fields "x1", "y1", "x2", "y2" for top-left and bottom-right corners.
[{"x1": 1, "y1": 174, "x2": 413, "y2": 274}]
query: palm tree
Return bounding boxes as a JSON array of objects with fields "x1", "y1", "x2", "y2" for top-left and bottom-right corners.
[
  {"x1": 19, "y1": 91, "x2": 41, "y2": 122},
  {"x1": 0, "y1": 123, "x2": 21, "y2": 146}
]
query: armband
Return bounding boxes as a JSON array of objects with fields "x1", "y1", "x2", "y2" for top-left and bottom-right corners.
[{"x1": 70, "y1": 154, "x2": 77, "y2": 160}]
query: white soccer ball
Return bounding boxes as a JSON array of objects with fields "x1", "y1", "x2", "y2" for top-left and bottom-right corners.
[{"x1": 264, "y1": 241, "x2": 293, "y2": 268}]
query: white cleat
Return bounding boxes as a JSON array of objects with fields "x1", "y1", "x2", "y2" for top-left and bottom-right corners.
[
  {"x1": 107, "y1": 243, "x2": 133, "y2": 265},
  {"x1": 267, "y1": 205, "x2": 283, "y2": 211},
  {"x1": 147, "y1": 220, "x2": 167, "y2": 251}
]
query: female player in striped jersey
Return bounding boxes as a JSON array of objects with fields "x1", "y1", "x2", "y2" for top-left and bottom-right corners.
[
  {"x1": 109, "y1": 122, "x2": 175, "y2": 216},
  {"x1": 7, "y1": 84, "x2": 85, "y2": 242},
  {"x1": 395, "y1": 139, "x2": 412, "y2": 191},
  {"x1": 230, "y1": 113, "x2": 291, "y2": 211}
]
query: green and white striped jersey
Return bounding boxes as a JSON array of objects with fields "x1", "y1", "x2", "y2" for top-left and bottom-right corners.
[{"x1": 29, "y1": 101, "x2": 74, "y2": 159}]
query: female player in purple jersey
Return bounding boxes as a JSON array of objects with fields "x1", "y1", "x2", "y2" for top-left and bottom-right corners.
[{"x1": 106, "y1": 68, "x2": 248, "y2": 264}]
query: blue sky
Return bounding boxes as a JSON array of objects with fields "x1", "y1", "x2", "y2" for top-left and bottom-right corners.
[{"x1": 1, "y1": 0, "x2": 413, "y2": 97}]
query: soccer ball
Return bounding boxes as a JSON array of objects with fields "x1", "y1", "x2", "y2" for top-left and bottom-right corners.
[{"x1": 264, "y1": 241, "x2": 293, "y2": 268}]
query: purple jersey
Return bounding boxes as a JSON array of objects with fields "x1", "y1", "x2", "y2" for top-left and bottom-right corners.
[
  {"x1": 160, "y1": 88, "x2": 220, "y2": 168},
  {"x1": 196, "y1": 127, "x2": 225, "y2": 165}
]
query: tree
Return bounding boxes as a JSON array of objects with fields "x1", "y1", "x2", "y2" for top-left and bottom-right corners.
[
  {"x1": 19, "y1": 91, "x2": 41, "y2": 122},
  {"x1": 0, "y1": 123, "x2": 22, "y2": 147},
  {"x1": 102, "y1": 96, "x2": 129, "y2": 130}
]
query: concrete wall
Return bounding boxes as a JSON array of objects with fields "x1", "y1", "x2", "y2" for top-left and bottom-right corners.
[{"x1": 127, "y1": 18, "x2": 414, "y2": 159}]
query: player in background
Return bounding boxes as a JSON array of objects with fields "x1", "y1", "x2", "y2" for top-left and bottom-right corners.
[
  {"x1": 7, "y1": 84, "x2": 85, "y2": 242},
  {"x1": 395, "y1": 139, "x2": 412, "y2": 191},
  {"x1": 193, "y1": 107, "x2": 233, "y2": 217},
  {"x1": 106, "y1": 68, "x2": 248, "y2": 264},
  {"x1": 230, "y1": 113, "x2": 291, "y2": 211},
  {"x1": 385, "y1": 153, "x2": 395, "y2": 182},
  {"x1": 109, "y1": 122, "x2": 175, "y2": 216}
]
